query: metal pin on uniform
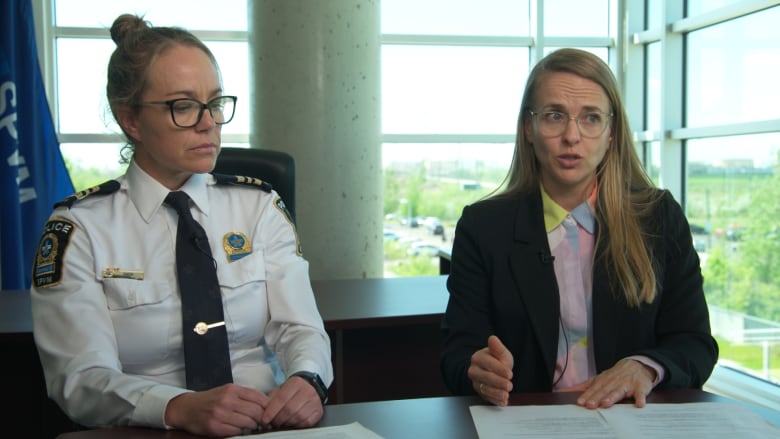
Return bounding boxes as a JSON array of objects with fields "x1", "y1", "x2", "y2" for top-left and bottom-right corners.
[{"x1": 193, "y1": 321, "x2": 225, "y2": 335}]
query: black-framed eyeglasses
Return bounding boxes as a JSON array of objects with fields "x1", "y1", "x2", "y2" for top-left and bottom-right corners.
[
  {"x1": 529, "y1": 110, "x2": 613, "y2": 139},
  {"x1": 139, "y1": 96, "x2": 237, "y2": 128}
]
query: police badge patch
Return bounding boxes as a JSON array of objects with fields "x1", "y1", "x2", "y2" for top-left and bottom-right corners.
[
  {"x1": 223, "y1": 232, "x2": 252, "y2": 262},
  {"x1": 33, "y1": 218, "x2": 76, "y2": 288}
]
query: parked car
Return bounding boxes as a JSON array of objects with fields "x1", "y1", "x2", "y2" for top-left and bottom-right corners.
[
  {"x1": 725, "y1": 224, "x2": 745, "y2": 242},
  {"x1": 398, "y1": 236, "x2": 421, "y2": 246},
  {"x1": 407, "y1": 242, "x2": 442, "y2": 257},
  {"x1": 423, "y1": 217, "x2": 444, "y2": 235},
  {"x1": 692, "y1": 235, "x2": 707, "y2": 252},
  {"x1": 383, "y1": 229, "x2": 400, "y2": 241}
]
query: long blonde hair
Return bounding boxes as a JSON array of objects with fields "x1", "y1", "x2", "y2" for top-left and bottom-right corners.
[{"x1": 496, "y1": 48, "x2": 661, "y2": 307}]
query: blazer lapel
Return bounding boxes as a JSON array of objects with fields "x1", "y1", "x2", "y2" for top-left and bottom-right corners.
[{"x1": 508, "y1": 191, "x2": 560, "y2": 378}]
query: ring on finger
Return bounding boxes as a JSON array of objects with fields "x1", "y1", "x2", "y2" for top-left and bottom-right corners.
[{"x1": 479, "y1": 383, "x2": 485, "y2": 394}]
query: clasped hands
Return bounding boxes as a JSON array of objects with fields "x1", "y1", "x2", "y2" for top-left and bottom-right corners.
[
  {"x1": 165, "y1": 375, "x2": 323, "y2": 437},
  {"x1": 468, "y1": 335, "x2": 655, "y2": 409}
]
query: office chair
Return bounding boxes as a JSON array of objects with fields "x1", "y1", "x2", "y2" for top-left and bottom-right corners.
[{"x1": 213, "y1": 147, "x2": 296, "y2": 221}]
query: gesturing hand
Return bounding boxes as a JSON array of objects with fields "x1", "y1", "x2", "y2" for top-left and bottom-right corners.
[{"x1": 467, "y1": 335, "x2": 514, "y2": 406}]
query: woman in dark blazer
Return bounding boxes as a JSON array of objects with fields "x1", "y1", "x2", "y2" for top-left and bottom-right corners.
[{"x1": 440, "y1": 48, "x2": 718, "y2": 409}]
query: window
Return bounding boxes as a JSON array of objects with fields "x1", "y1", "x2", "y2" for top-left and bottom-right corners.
[
  {"x1": 380, "y1": 0, "x2": 616, "y2": 277},
  {"x1": 38, "y1": 0, "x2": 249, "y2": 190},
  {"x1": 629, "y1": 1, "x2": 780, "y2": 403}
]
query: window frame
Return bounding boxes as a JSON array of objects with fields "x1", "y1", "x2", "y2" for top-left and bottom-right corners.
[{"x1": 626, "y1": 0, "x2": 780, "y2": 409}]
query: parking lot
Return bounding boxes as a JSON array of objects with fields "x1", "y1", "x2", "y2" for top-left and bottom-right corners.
[{"x1": 384, "y1": 219, "x2": 453, "y2": 255}]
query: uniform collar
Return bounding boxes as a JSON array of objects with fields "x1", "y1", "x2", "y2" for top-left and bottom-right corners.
[
  {"x1": 126, "y1": 160, "x2": 210, "y2": 222},
  {"x1": 541, "y1": 182, "x2": 597, "y2": 234}
]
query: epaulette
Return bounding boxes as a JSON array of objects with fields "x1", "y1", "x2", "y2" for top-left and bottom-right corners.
[
  {"x1": 54, "y1": 180, "x2": 120, "y2": 209},
  {"x1": 211, "y1": 173, "x2": 273, "y2": 193}
]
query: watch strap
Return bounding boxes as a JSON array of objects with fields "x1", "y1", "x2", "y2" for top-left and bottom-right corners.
[{"x1": 291, "y1": 371, "x2": 328, "y2": 404}]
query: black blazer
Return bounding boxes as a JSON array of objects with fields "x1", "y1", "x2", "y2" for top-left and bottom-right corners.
[{"x1": 440, "y1": 189, "x2": 718, "y2": 395}]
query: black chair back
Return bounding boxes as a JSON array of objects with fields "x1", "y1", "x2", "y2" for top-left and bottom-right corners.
[{"x1": 213, "y1": 147, "x2": 296, "y2": 221}]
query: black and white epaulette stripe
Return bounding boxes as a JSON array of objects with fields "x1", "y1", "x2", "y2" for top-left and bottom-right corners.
[
  {"x1": 211, "y1": 173, "x2": 273, "y2": 193},
  {"x1": 54, "y1": 180, "x2": 120, "y2": 209}
]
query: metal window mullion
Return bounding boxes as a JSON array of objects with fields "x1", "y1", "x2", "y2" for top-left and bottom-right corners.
[
  {"x1": 670, "y1": 120, "x2": 780, "y2": 140},
  {"x1": 54, "y1": 26, "x2": 247, "y2": 42},
  {"x1": 659, "y1": 0, "x2": 686, "y2": 204},
  {"x1": 380, "y1": 34, "x2": 533, "y2": 47},
  {"x1": 671, "y1": 0, "x2": 780, "y2": 34},
  {"x1": 382, "y1": 134, "x2": 515, "y2": 144}
]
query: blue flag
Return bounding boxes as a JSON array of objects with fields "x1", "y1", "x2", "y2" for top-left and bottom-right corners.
[{"x1": 1, "y1": 0, "x2": 74, "y2": 289}]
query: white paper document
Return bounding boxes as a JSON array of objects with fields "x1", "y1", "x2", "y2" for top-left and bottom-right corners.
[
  {"x1": 230, "y1": 421, "x2": 384, "y2": 439},
  {"x1": 470, "y1": 402, "x2": 780, "y2": 439}
]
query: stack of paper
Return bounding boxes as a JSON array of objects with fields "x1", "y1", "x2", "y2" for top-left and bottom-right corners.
[{"x1": 470, "y1": 402, "x2": 779, "y2": 438}]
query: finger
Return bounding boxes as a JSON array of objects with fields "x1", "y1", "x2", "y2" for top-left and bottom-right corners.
[
  {"x1": 579, "y1": 385, "x2": 629, "y2": 409},
  {"x1": 275, "y1": 398, "x2": 322, "y2": 428},
  {"x1": 468, "y1": 358, "x2": 513, "y2": 394},
  {"x1": 478, "y1": 381, "x2": 510, "y2": 406},
  {"x1": 262, "y1": 377, "x2": 321, "y2": 426},
  {"x1": 487, "y1": 335, "x2": 514, "y2": 375},
  {"x1": 633, "y1": 388, "x2": 647, "y2": 408},
  {"x1": 261, "y1": 389, "x2": 288, "y2": 425},
  {"x1": 222, "y1": 388, "x2": 269, "y2": 427}
]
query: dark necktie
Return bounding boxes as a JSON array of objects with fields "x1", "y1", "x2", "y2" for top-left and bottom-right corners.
[{"x1": 164, "y1": 191, "x2": 233, "y2": 391}]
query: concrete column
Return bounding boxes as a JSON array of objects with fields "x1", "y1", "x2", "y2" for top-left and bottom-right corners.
[{"x1": 249, "y1": 0, "x2": 383, "y2": 280}]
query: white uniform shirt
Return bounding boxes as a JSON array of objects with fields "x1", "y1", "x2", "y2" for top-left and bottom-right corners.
[{"x1": 31, "y1": 161, "x2": 333, "y2": 429}]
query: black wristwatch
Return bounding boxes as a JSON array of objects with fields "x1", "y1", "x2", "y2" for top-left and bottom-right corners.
[{"x1": 292, "y1": 371, "x2": 328, "y2": 404}]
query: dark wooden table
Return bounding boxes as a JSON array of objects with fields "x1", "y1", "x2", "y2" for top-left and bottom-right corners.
[
  {"x1": 311, "y1": 276, "x2": 450, "y2": 403},
  {"x1": 54, "y1": 390, "x2": 780, "y2": 439}
]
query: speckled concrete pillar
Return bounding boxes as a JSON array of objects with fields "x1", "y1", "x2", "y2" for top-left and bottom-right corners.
[{"x1": 249, "y1": 0, "x2": 382, "y2": 280}]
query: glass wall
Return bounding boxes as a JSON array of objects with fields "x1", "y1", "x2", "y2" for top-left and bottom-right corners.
[
  {"x1": 630, "y1": 1, "x2": 780, "y2": 392},
  {"x1": 685, "y1": 8, "x2": 780, "y2": 388},
  {"x1": 44, "y1": 0, "x2": 250, "y2": 189},
  {"x1": 380, "y1": 0, "x2": 615, "y2": 277}
]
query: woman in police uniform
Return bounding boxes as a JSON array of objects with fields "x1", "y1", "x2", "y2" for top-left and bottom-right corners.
[{"x1": 31, "y1": 14, "x2": 331, "y2": 436}]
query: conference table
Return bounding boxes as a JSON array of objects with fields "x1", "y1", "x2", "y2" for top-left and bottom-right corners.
[{"x1": 53, "y1": 389, "x2": 780, "y2": 438}]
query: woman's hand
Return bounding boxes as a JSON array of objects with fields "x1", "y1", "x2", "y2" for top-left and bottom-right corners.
[
  {"x1": 164, "y1": 383, "x2": 269, "y2": 436},
  {"x1": 559, "y1": 359, "x2": 656, "y2": 409},
  {"x1": 467, "y1": 335, "x2": 514, "y2": 406},
  {"x1": 261, "y1": 376, "x2": 325, "y2": 429}
]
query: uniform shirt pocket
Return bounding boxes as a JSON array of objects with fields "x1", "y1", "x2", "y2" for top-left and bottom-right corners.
[
  {"x1": 217, "y1": 250, "x2": 267, "y2": 289},
  {"x1": 217, "y1": 250, "x2": 268, "y2": 347},
  {"x1": 104, "y1": 278, "x2": 176, "y2": 366}
]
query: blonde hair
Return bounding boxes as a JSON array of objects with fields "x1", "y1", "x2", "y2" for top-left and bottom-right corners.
[{"x1": 496, "y1": 48, "x2": 661, "y2": 307}]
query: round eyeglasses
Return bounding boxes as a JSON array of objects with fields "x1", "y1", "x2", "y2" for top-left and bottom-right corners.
[
  {"x1": 529, "y1": 110, "x2": 612, "y2": 139},
  {"x1": 140, "y1": 96, "x2": 237, "y2": 128}
]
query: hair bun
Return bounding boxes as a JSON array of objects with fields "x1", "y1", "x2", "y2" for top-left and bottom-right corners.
[{"x1": 110, "y1": 14, "x2": 150, "y2": 45}]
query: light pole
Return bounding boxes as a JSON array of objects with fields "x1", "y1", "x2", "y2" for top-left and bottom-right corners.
[{"x1": 399, "y1": 198, "x2": 412, "y2": 227}]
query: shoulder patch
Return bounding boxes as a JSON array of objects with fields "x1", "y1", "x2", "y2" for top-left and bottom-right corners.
[
  {"x1": 33, "y1": 218, "x2": 76, "y2": 289},
  {"x1": 211, "y1": 173, "x2": 273, "y2": 193},
  {"x1": 274, "y1": 197, "x2": 302, "y2": 256},
  {"x1": 54, "y1": 180, "x2": 120, "y2": 209}
]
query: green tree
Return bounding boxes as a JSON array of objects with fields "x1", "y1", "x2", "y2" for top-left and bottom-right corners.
[
  {"x1": 64, "y1": 157, "x2": 126, "y2": 192},
  {"x1": 702, "y1": 153, "x2": 780, "y2": 321}
]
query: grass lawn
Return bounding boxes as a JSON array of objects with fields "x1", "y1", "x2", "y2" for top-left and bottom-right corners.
[{"x1": 715, "y1": 336, "x2": 780, "y2": 384}]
